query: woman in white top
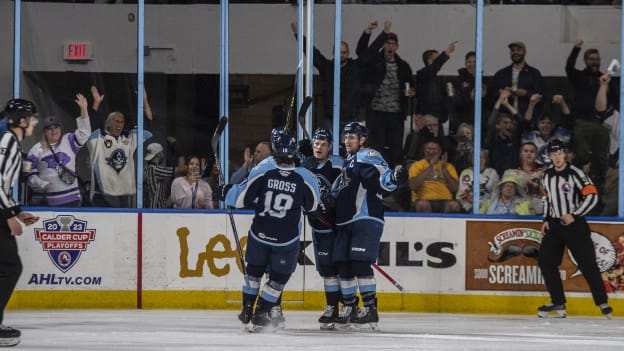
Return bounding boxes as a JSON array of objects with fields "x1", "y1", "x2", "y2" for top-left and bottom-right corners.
[
  {"x1": 27, "y1": 94, "x2": 91, "y2": 206},
  {"x1": 169, "y1": 155, "x2": 214, "y2": 209}
]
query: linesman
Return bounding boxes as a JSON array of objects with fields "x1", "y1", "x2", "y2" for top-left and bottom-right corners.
[{"x1": 537, "y1": 139, "x2": 612, "y2": 318}]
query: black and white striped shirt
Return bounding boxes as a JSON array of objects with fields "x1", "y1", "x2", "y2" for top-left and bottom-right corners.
[
  {"x1": 541, "y1": 163, "x2": 598, "y2": 220},
  {"x1": 143, "y1": 163, "x2": 174, "y2": 208},
  {"x1": 0, "y1": 131, "x2": 23, "y2": 218}
]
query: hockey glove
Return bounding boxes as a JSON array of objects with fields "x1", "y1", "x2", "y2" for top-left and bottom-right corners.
[
  {"x1": 216, "y1": 183, "x2": 233, "y2": 202},
  {"x1": 390, "y1": 165, "x2": 405, "y2": 185},
  {"x1": 301, "y1": 155, "x2": 318, "y2": 171},
  {"x1": 297, "y1": 139, "x2": 313, "y2": 158}
]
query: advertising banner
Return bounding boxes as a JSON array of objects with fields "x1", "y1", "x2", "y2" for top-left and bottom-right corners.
[{"x1": 466, "y1": 220, "x2": 624, "y2": 293}]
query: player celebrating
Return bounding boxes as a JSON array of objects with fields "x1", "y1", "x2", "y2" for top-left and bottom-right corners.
[
  {"x1": 538, "y1": 139, "x2": 612, "y2": 318},
  {"x1": 299, "y1": 128, "x2": 344, "y2": 330},
  {"x1": 332, "y1": 122, "x2": 401, "y2": 329},
  {"x1": 223, "y1": 127, "x2": 321, "y2": 332}
]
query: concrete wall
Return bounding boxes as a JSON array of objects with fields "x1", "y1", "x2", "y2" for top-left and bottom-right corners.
[{"x1": 0, "y1": 3, "x2": 621, "y2": 105}]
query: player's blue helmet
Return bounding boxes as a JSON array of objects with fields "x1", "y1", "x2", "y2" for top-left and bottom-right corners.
[
  {"x1": 312, "y1": 128, "x2": 332, "y2": 142},
  {"x1": 271, "y1": 127, "x2": 297, "y2": 158},
  {"x1": 343, "y1": 122, "x2": 368, "y2": 138},
  {"x1": 3, "y1": 98, "x2": 36, "y2": 127}
]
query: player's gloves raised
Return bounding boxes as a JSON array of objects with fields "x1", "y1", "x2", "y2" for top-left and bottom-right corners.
[{"x1": 297, "y1": 139, "x2": 313, "y2": 158}]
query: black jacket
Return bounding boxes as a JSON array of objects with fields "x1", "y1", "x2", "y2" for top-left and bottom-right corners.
[
  {"x1": 357, "y1": 31, "x2": 414, "y2": 116},
  {"x1": 415, "y1": 51, "x2": 450, "y2": 120},
  {"x1": 566, "y1": 46, "x2": 619, "y2": 121},
  {"x1": 490, "y1": 63, "x2": 544, "y2": 119},
  {"x1": 296, "y1": 34, "x2": 362, "y2": 122}
]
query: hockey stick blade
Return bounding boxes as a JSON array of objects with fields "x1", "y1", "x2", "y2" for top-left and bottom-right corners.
[
  {"x1": 297, "y1": 96, "x2": 313, "y2": 140},
  {"x1": 211, "y1": 116, "x2": 228, "y2": 160},
  {"x1": 372, "y1": 263, "x2": 404, "y2": 291}
]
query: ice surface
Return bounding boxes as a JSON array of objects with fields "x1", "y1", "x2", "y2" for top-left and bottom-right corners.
[{"x1": 5, "y1": 310, "x2": 623, "y2": 350}]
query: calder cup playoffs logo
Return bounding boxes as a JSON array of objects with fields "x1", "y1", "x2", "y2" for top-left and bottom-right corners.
[{"x1": 34, "y1": 215, "x2": 96, "y2": 273}]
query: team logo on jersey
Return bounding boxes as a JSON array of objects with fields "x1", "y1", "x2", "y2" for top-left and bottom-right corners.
[
  {"x1": 367, "y1": 150, "x2": 378, "y2": 157},
  {"x1": 104, "y1": 139, "x2": 112, "y2": 148},
  {"x1": 106, "y1": 148, "x2": 128, "y2": 173},
  {"x1": 560, "y1": 182, "x2": 571, "y2": 193},
  {"x1": 34, "y1": 215, "x2": 96, "y2": 273}
]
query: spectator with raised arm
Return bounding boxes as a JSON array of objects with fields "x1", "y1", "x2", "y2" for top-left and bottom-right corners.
[
  {"x1": 27, "y1": 94, "x2": 91, "y2": 207},
  {"x1": 415, "y1": 41, "x2": 457, "y2": 134},
  {"x1": 290, "y1": 21, "x2": 362, "y2": 125},
  {"x1": 565, "y1": 39, "x2": 616, "y2": 190},
  {"x1": 229, "y1": 141, "x2": 271, "y2": 184},
  {"x1": 357, "y1": 20, "x2": 414, "y2": 168}
]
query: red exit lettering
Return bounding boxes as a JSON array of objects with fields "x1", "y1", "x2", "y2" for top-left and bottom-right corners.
[{"x1": 64, "y1": 42, "x2": 91, "y2": 60}]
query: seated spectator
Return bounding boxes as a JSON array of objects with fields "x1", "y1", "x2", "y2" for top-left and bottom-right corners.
[
  {"x1": 169, "y1": 155, "x2": 214, "y2": 209},
  {"x1": 408, "y1": 139, "x2": 461, "y2": 213},
  {"x1": 403, "y1": 114, "x2": 454, "y2": 168},
  {"x1": 27, "y1": 94, "x2": 91, "y2": 207},
  {"x1": 452, "y1": 122, "x2": 474, "y2": 174},
  {"x1": 87, "y1": 110, "x2": 152, "y2": 208},
  {"x1": 143, "y1": 142, "x2": 175, "y2": 209},
  {"x1": 456, "y1": 149, "x2": 499, "y2": 213},
  {"x1": 229, "y1": 141, "x2": 271, "y2": 184},
  {"x1": 479, "y1": 171, "x2": 531, "y2": 215},
  {"x1": 505, "y1": 142, "x2": 545, "y2": 214}
]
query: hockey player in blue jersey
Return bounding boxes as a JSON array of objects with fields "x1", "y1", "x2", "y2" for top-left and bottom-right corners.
[
  {"x1": 332, "y1": 121, "x2": 401, "y2": 329},
  {"x1": 223, "y1": 127, "x2": 321, "y2": 332},
  {"x1": 298, "y1": 128, "x2": 344, "y2": 330}
]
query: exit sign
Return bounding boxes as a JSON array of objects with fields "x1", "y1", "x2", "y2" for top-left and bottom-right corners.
[{"x1": 63, "y1": 42, "x2": 93, "y2": 61}]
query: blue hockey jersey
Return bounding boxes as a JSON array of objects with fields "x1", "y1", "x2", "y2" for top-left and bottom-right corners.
[
  {"x1": 333, "y1": 148, "x2": 396, "y2": 225},
  {"x1": 308, "y1": 155, "x2": 343, "y2": 231},
  {"x1": 225, "y1": 159, "x2": 320, "y2": 246}
]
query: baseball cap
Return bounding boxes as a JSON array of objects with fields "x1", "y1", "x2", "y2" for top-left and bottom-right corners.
[
  {"x1": 145, "y1": 142, "x2": 163, "y2": 161},
  {"x1": 508, "y1": 41, "x2": 526, "y2": 50},
  {"x1": 43, "y1": 116, "x2": 62, "y2": 129}
]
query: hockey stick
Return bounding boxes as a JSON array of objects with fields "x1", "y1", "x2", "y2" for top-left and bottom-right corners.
[
  {"x1": 211, "y1": 116, "x2": 249, "y2": 286},
  {"x1": 296, "y1": 96, "x2": 313, "y2": 140},
  {"x1": 284, "y1": 60, "x2": 303, "y2": 134},
  {"x1": 372, "y1": 263, "x2": 404, "y2": 292}
]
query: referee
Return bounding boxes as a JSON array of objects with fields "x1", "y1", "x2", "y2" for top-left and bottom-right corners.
[
  {"x1": 0, "y1": 99, "x2": 40, "y2": 347},
  {"x1": 538, "y1": 139, "x2": 612, "y2": 319}
]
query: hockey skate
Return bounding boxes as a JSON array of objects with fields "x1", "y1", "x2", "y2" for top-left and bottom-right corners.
[
  {"x1": 238, "y1": 304, "x2": 254, "y2": 331},
  {"x1": 537, "y1": 303, "x2": 566, "y2": 318},
  {"x1": 269, "y1": 305, "x2": 285, "y2": 330},
  {"x1": 0, "y1": 325, "x2": 20, "y2": 347},
  {"x1": 599, "y1": 303, "x2": 613, "y2": 320},
  {"x1": 351, "y1": 305, "x2": 379, "y2": 331},
  {"x1": 334, "y1": 304, "x2": 358, "y2": 329},
  {"x1": 248, "y1": 310, "x2": 274, "y2": 333},
  {"x1": 318, "y1": 305, "x2": 339, "y2": 330}
]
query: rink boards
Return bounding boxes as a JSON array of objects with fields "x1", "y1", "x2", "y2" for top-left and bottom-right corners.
[{"x1": 7, "y1": 210, "x2": 624, "y2": 316}]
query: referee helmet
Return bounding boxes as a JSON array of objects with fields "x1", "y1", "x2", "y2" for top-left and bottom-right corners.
[{"x1": 547, "y1": 139, "x2": 567, "y2": 154}]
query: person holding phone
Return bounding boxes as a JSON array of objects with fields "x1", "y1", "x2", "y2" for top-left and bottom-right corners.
[{"x1": 169, "y1": 155, "x2": 213, "y2": 209}]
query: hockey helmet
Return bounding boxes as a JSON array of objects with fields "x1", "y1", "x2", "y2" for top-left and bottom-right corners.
[
  {"x1": 271, "y1": 127, "x2": 297, "y2": 158},
  {"x1": 547, "y1": 139, "x2": 567, "y2": 154},
  {"x1": 312, "y1": 128, "x2": 332, "y2": 142},
  {"x1": 342, "y1": 122, "x2": 368, "y2": 138},
  {"x1": 3, "y1": 98, "x2": 36, "y2": 127}
]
